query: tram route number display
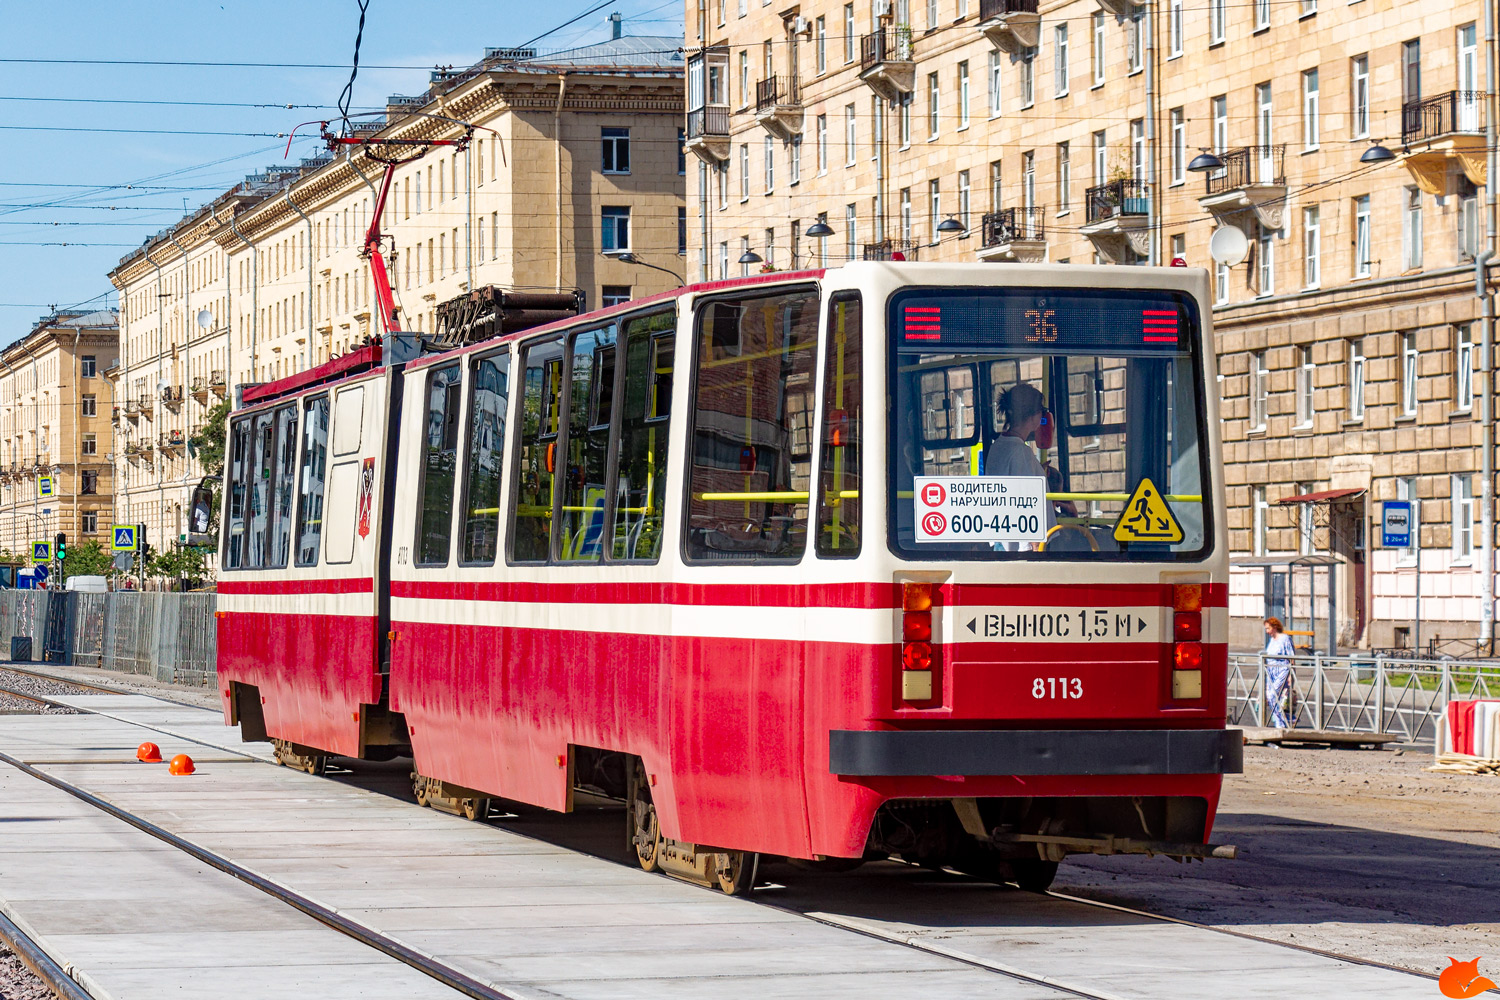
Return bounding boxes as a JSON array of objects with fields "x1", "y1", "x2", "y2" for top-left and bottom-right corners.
[{"x1": 914, "y1": 476, "x2": 1048, "y2": 543}]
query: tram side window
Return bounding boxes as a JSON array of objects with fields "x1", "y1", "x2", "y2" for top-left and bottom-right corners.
[
  {"x1": 222, "y1": 418, "x2": 251, "y2": 569},
  {"x1": 460, "y1": 351, "x2": 509, "y2": 564},
  {"x1": 270, "y1": 405, "x2": 299, "y2": 569},
  {"x1": 416, "y1": 363, "x2": 462, "y2": 565},
  {"x1": 816, "y1": 292, "x2": 862, "y2": 557},
  {"x1": 684, "y1": 287, "x2": 820, "y2": 562},
  {"x1": 613, "y1": 311, "x2": 675, "y2": 561},
  {"x1": 559, "y1": 326, "x2": 617, "y2": 563},
  {"x1": 510, "y1": 337, "x2": 565, "y2": 562},
  {"x1": 295, "y1": 394, "x2": 330, "y2": 567}
]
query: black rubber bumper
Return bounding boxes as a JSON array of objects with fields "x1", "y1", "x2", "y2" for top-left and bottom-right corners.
[{"x1": 829, "y1": 728, "x2": 1243, "y2": 777}]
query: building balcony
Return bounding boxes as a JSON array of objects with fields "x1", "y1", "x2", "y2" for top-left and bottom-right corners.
[
  {"x1": 1399, "y1": 90, "x2": 1486, "y2": 194},
  {"x1": 977, "y1": 0, "x2": 1040, "y2": 55},
  {"x1": 161, "y1": 385, "x2": 183, "y2": 409},
  {"x1": 123, "y1": 400, "x2": 140, "y2": 418},
  {"x1": 1082, "y1": 180, "x2": 1151, "y2": 263},
  {"x1": 862, "y1": 238, "x2": 919, "y2": 261},
  {"x1": 1199, "y1": 145, "x2": 1287, "y2": 231},
  {"x1": 111, "y1": 405, "x2": 120, "y2": 424},
  {"x1": 190, "y1": 376, "x2": 209, "y2": 401},
  {"x1": 210, "y1": 370, "x2": 227, "y2": 395},
  {"x1": 684, "y1": 105, "x2": 731, "y2": 163},
  {"x1": 859, "y1": 27, "x2": 915, "y2": 103},
  {"x1": 754, "y1": 76, "x2": 802, "y2": 141},
  {"x1": 1095, "y1": 0, "x2": 1144, "y2": 14},
  {"x1": 159, "y1": 431, "x2": 185, "y2": 452},
  {"x1": 977, "y1": 207, "x2": 1047, "y2": 263}
]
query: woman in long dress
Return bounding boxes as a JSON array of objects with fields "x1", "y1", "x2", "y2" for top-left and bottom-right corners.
[{"x1": 1263, "y1": 616, "x2": 1295, "y2": 728}]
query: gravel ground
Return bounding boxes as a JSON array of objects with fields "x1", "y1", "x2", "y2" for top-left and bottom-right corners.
[
  {"x1": 0, "y1": 944, "x2": 55, "y2": 1000},
  {"x1": 0, "y1": 668, "x2": 81, "y2": 715},
  {"x1": 1057, "y1": 742, "x2": 1500, "y2": 977},
  {"x1": 0, "y1": 662, "x2": 218, "y2": 710}
]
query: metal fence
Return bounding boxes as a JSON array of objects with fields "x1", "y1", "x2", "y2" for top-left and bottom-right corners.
[
  {"x1": 0, "y1": 590, "x2": 216, "y2": 687},
  {"x1": 1228, "y1": 652, "x2": 1498, "y2": 746}
]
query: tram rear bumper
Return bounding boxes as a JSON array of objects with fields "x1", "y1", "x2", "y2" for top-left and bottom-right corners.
[{"x1": 829, "y1": 728, "x2": 1243, "y2": 777}]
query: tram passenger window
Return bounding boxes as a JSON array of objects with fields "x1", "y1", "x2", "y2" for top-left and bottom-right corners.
[
  {"x1": 295, "y1": 394, "x2": 330, "y2": 567},
  {"x1": 612, "y1": 311, "x2": 675, "y2": 561},
  {"x1": 460, "y1": 351, "x2": 509, "y2": 565},
  {"x1": 816, "y1": 292, "x2": 862, "y2": 557},
  {"x1": 684, "y1": 287, "x2": 819, "y2": 562},
  {"x1": 509, "y1": 337, "x2": 565, "y2": 562},
  {"x1": 559, "y1": 326, "x2": 617, "y2": 563},
  {"x1": 416, "y1": 363, "x2": 462, "y2": 565},
  {"x1": 333, "y1": 385, "x2": 364, "y2": 455},
  {"x1": 222, "y1": 418, "x2": 251, "y2": 569},
  {"x1": 246, "y1": 411, "x2": 275, "y2": 567},
  {"x1": 270, "y1": 405, "x2": 299, "y2": 569}
]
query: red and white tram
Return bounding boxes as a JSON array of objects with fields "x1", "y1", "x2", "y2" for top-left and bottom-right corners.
[{"x1": 216, "y1": 261, "x2": 1240, "y2": 893}]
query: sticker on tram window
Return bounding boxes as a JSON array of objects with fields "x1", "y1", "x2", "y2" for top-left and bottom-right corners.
[
  {"x1": 1112, "y1": 477, "x2": 1184, "y2": 544},
  {"x1": 914, "y1": 476, "x2": 1047, "y2": 543}
]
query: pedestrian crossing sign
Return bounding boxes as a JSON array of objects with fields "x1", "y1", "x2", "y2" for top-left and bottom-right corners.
[
  {"x1": 31, "y1": 541, "x2": 49, "y2": 563},
  {"x1": 37, "y1": 476, "x2": 53, "y2": 498},
  {"x1": 1112, "y1": 477, "x2": 1184, "y2": 544},
  {"x1": 111, "y1": 524, "x2": 138, "y2": 552}
]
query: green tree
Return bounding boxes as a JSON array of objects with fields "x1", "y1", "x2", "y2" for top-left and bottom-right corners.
[
  {"x1": 59, "y1": 539, "x2": 115, "y2": 583},
  {"x1": 190, "y1": 398, "x2": 231, "y2": 529},
  {"x1": 146, "y1": 544, "x2": 211, "y2": 590}
]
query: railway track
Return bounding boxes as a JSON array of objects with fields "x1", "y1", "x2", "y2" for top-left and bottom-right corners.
[{"x1": 0, "y1": 680, "x2": 1436, "y2": 1000}]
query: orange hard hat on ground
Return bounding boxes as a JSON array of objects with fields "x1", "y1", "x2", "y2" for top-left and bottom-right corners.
[
  {"x1": 167, "y1": 754, "x2": 195, "y2": 775},
  {"x1": 136, "y1": 742, "x2": 162, "y2": 762}
]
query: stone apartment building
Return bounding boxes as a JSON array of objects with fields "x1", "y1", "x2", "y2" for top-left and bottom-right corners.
[
  {"x1": 684, "y1": 0, "x2": 1495, "y2": 650},
  {"x1": 0, "y1": 310, "x2": 118, "y2": 557},
  {"x1": 108, "y1": 31, "x2": 685, "y2": 564}
]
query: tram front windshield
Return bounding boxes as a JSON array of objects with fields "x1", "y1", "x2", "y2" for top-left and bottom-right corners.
[{"x1": 889, "y1": 286, "x2": 1210, "y2": 561}]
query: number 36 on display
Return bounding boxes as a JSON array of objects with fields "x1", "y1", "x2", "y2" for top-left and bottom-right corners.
[{"x1": 1032, "y1": 677, "x2": 1083, "y2": 699}]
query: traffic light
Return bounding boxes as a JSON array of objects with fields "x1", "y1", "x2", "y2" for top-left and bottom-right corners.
[
  {"x1": 54, "y1": 532, "x2": 66, "y2": 563},
  {"x1": 141, "y1": 541, "x2": 154, "y2": 565}
]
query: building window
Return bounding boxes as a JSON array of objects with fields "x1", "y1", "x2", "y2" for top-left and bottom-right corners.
[
  {"x1": 789, "y1": 135, "x2": 802, "y2": 185},
  {"x1": 678, "y1": 207, "x2": 688, "y2": 255},
  {"x1": 81, "y1": 356, "x2": 96, "y2": 378},
  {"x1": 1170, "y1": 108, "x2": 1185, "y2": 185},
  {"x1": 845, "y1": 204, "x2": 857, "y2": 260},
  {"x1": 82, "y1": 510, "x2": 98, "y2": 534},
  {"x1": 1170, "y1": 233, "x2": 1185, "y2": 263},
  {"x1": 764, "y1": 135, "x2": 774, "y2": 193},
  {"x1": 816, "y1": 212, "x2": 829, "y2": 267},
  {"x1": 1351, "y1": 55, "x2": 1370, "y2": 138},
  {"x1": 81, "y1": 393, "x2": 96, "y2": 417},
  {"x1": 1212, "y1": 95, "x2": 1228, "y2": 175},
  {"x1": 1257, "y1": 230, "x2": 1275, "y2": 296},
  {"x1": 1401, "y1": 331, "x2": 1419, "y2": 416},
  {"x1": 1298, "y1": 482, "x2": 1315, "y2": 555},
  {"x1": 1022, "y1": 151, "x2": 1035, "y2": 209},
  {"x1": 1403, "y1": 186, "x2": 1422, "y2": 270},
  {"x1": 1457, "y1": 324, "x2": 1476, "y2": 410},
  {"x1": 990, "y1": 159, "x2": 1002, "y2": 210},
  {"x1": 81, "y1": 432, "x2": 96, "y2": 456},
  {"x1": 1250, "y1": 350, "x2": 1268, "y2": 430},
  {"x1": 715, "y1": 161, "x2": 729, "y2": 210},
  {"x1": 1056, "y1": 143, "x2": 1070, "y2": 213},
  {"x1": 601, "y1": 207, "x2": 630, "y2": 252},
  {"x1": 1127, "y1": 14, "x2": 1143, "y2": 74},
  {"x1": 958, "y1": 170, "x2": 971, "y2": 231},
  {"x1": 740, "y1": 143, "x2": 750, "y2": 199},
  {"x1": 1215, "y1": 262, "x2": 1229, "y2": 304},
  {"x1": 1347, "y1": 339, "x2": 1365, "y2": 421},
  {"x1": 816, "y1": 114, "x2": 828, "y2": 173},
  {"x1": 958, "y1": 61, "x2": 970, "y2": 128},
  {"x1": 602, "y1": 127, "x2": 630, "y2": 173},
  {"x1": 1354, "y1": 195, "x2": 1371, "y2": 277},
  {"x1": 899, "y1": 91, "x2": 912, "y2": 147},
  {"x1": 1093, "y1": 129, "x2": 1106, "y2": 182},
  {"x1": 928, "y1": 180, "x2": 941, "y2": 241},
  {"x1": 1252, "y1": 486, "x2": 1268, "y2": 557},
  {"x1": 1296, "y1": 344, "x2": 1314, "y2": 427},
  {"x1": 1255, "y1": 0, "x2": 1270, "y2": 31},
  {"x1": 739, "y1": 50, "x2": 749, "y2": 106},
  {"x1": 81, "y1": 470, "x2": 98, "y2": 495},
  {"x1": 1303, "y1": 206, "x2": 1320, "y2": 288},
  {"x1": 602, "y1": 286, "x2": 632, "y2": 307},
  {"x1": 1020, "y1": 48, "x2": 1035, "y2": 108},
  {"x1": 1302, "y1": 69, "x2": 1319, "y2": 149},
  {"x1": 719, "y1": 241, "x2": 728, "y2": 279},
  {"x1": 1453, "y1": 474, "x2": 1475, "y2": 562},
  {"x1": 1460, "y1": 178, "x2": 1482, "y2": 259},
  {"x1": 1053, "y1": 26, "x2": 1068, "y2": 97},
  {"x1": 815, "y1": 15, "x2": 827, "y2": 74},
  {"x1": 1301, "y1": 0, "x2": 1317, "y2": 14},
  {"x1": 846, "y1": 103, "x2": 857, "y2": 163},
  {"x1": 1092, "y1": 12, "x2": 1106, "y2": 86},
  {"x1": 989, "y1": 50, "x2": 1003, "y2": 115},
  {"x1": 740, "y1": 235, "x2": 752, "y2": 277},
  {"x1": 927, "y1": 73, "x2": 940, "y2": 137},
  {"x1": 900, "y1": 187, "x2": 912, "y2": 242},
  {"x1": 1210, "y1": 0, "x2": 1226, "y2": 44},
  {"x1": 1168, "y1": 0, "x2": 1183, "y2": 57},
  {"x1": 843, "y1": 4, "x2": 855, "y2": 63}
]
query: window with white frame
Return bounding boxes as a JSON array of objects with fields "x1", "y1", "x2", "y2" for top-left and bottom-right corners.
[
  {"x1": 1020, "y1": 48, "x2": 1035, "y2": 108},
  {"x1": 1170, "y1": 109, "x2": 1185, "y2": 184},
  {"x1": 1396, "y1": 476, "x2": 1418, "y2": 565},
  {"x1": 1251, "y1": 349, "x2": 1269, "y2": 429},
  {"x1": 81, "y1": 510, "x2": 97, "y2": 534},
  {"x1": 1022, "y1": 151, "x2": 1035, "y2": 210},
  {"x1": 1092, "y1": 12, "x2": 1106, "y2": 85},
  {"x1": 1457, "y1": 324, "x2": 1476, "y2": 410},
  {"x1": 1257, "y1": 229, "x2": 1275, "y2": 296},
  {"x1": 716, "y1": 161, "x2": 729, "y2": 209},
  {"x1": 81, "y1": 432, "x2": 96, "y2": 456},
  {"x1": 739, "y1": 51, "x2": 749, "y2": 106},
  {"x1": 845, "y1": 103, "x2": 856, "y2": 164},
  {"x1": 1170, "y1": 233, "x2": 1185, "y2": 263},
  {"x1": 927, "y1": 73, "x2": 940, "y2": 136},
  {"x1": 1295, "y1": 345, "x2": 1314, "y2": 426},
  {"x1": 988, "y1": 51, "x2": 1003, "y2": 115},
  {"x1": 1054, "y1": 25, "x2": 1068, "y2": 97},
  {"x1": 900, "y1": 187, "x2": 912, "y2": 242},
  {"x1": 1403, "y1": 186, "x2": 1422, "y2": 270},
  {"x1": 1302, "y1": 69, "x2": 1319, "y2": 149},
  {"x1": 1351, "y1": 55, "x2": 1370, "y2": 138},
  {"x1": 958, "y1": 61, "x2": 970, "y2": 127},
  {"x1": 601, "y1": 206, "x2": 631, "y2": 252},
  {"x1": 958, "y1": 169, "x2": 971, "y2": 231},
  {"x1": 1093, "y1": 130, "x2": 1107, "y2": 183},
  {"x1": 1057, "y1": 143, "x2": 1070, "y2": 213},
  {"x1": 764, "y1": 136, "x2": 775, "y2": 193},
  {"x1": 815, "y1": 16, "x2": 827, "y2": 74},
  {"x1": 1252, "y1": 486, "x2": 1268, "y2": 556},
  {"x1": 602, "y1": 127, "x2": 631, "y2": 173},
  {"x1": 1212, "y1": 95, "x2": 1228, "y2": 177},
  {"x1": 1301, "y1": 0, "x2": 1316, "y2": 14},
  {"x1": 1255, "y1": 0, "x2": 1270, "y2": 30},
  {"x1": 843, "y1": 4, "x2": 855, "y2": 63},
  {"x1": 871, "y1": 96, "x2": 882, "y2": 157},
  {"x1": 1210, "y1": 0, "x2": 1226, "y2": 44},
  {"x1": 1354, "y1": 195, "x2": 1371, "y2": 277},
  {"x1": 1298, "y1": 483, "x2": 1315, "y2": 555},
  {"x1": 718, "y1": 241, "x2": 728, "y2": 279},
  {"x1": 816, "y1": 212, "x2": 829, "y2": 266},
  {"x1": 1127, "y1": 13, "x2": 1143, "y2": 73},
  {"x1": 1460, "y1": 177, "x2": 1482, "y2": 259},
  {"x1": 816, "y1": 114, "x2": 828, "y2": 173},
  {"x1": 1303, "y1": 205, "x2": 1321, "y2": 288},
  {"x1": 899, "y1": 92, "x2": 911, "y2": 146},
  {"x1": 926, "y1": 0, "x2": 937, "y2": 29},
  {"x1": 1215, "y1": 262, "x2": 1229, "y2": 304},
  {"x1": 1347, "y1": 338, "x2": 1365, "y2": 420},
  {"x1": 1401, "y1": 331, "x2": 1418, "y2": 416},
  {"x1": 845, "y1": 204, "x2": 857, "y2": 260},
  {"x1": 929, "y1": 179, "x2": 941, "y2": 239},
  {"x1": 1453, "y1": 474, "x2": 1475, "y2": 562},
  {"x1": 1169, "y1": 0, "x2": 1183, "y2": 56},
  {"x1": 790, "y1": 135, "x2": 801, "y2": 185},
  {"x1": 81, "y1": 393, "x2": 96, "y2": 417}
]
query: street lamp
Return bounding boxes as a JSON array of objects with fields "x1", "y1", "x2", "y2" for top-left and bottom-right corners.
[
  {"x1": 737, "y1": 249, "x2": 763, "y2": 264},
  {"x1": 1359, "y1": 141, "x2": 1396, "y2": 164},
  {"x1": 805, "y1": 220, "x2": 835, "y2": 238},
  {"x1": 1187, "y1": 149, "x2": 1224, "y2": 173},
  {"x1": 602, "y1": 250, "x2": 684, "y2": 285}
]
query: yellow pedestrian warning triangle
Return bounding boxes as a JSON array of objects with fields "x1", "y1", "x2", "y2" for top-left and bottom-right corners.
[{"x1": 1113, "y1": 477, "x2": 1184, "y2": 544}]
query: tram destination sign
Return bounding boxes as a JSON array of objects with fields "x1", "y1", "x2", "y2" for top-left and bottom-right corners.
[
  {"x1": 914, "y1": 476, "x2": 1048, "y2": 544},
  {"x1": 895, "y1": 289, "x2": 1194, "y2": 354}
]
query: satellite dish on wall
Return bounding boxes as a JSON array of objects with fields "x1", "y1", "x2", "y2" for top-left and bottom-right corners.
[
  {"x1": 1208, "y1": 225, "x2": 1249, "y2": 267},
  {"x1": 196, "y1": 309, "x2": 213, "y2": 329}
]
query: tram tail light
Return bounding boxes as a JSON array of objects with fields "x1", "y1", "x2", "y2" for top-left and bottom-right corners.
[
  {"x1": 1171, "y1": 585, "x2": 1205, "y2": 701},
  {"x1": 1173, "y1": 612, "x2": 1202, "y2": 642},
  {"x1": 901, "y1": 583, "x2": 938, "y2": 703}
]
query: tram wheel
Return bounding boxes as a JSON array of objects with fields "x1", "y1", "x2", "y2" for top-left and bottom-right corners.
[
  {"x1": 461, "y1": 797, "x2": 488, "y2": 822},
  {"x1": 306, "y1": 756, "x2": 327, "y2": 776},
  {"x1": 715, "y1": 851, "x2": 757, "y2": 896},
  {"x1": 413, "y1": 775, "x2": 430, "y2": 808},
  {"x1": 629, "y1": 766, "x2": 661, "y2": 872},
  {"x1": 1009, "y1": 859, "x2": 1059, "y2": 893}
]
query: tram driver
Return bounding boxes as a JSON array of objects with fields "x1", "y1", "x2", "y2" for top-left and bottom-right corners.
[{"x1": 986, "y1": 382, "x2": 1064, "y2": 549}]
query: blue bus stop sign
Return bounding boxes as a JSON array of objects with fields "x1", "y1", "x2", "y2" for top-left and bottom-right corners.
[{"x1": 1382, "y1": 500, "x2": 1412, "y2": 548}]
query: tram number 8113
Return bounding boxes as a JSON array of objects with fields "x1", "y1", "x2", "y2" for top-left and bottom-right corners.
[
  {"x1": 1033, "y1": 677, "x2": 1084, "y2": 699},
  {"x1": 949, "y1": 513, "x2": 1041, "y2": 535}
]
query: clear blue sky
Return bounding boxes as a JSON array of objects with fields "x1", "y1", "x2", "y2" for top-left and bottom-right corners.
[{"x1": 0, "y1": 0, "x2": 683, "y2": 344}]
